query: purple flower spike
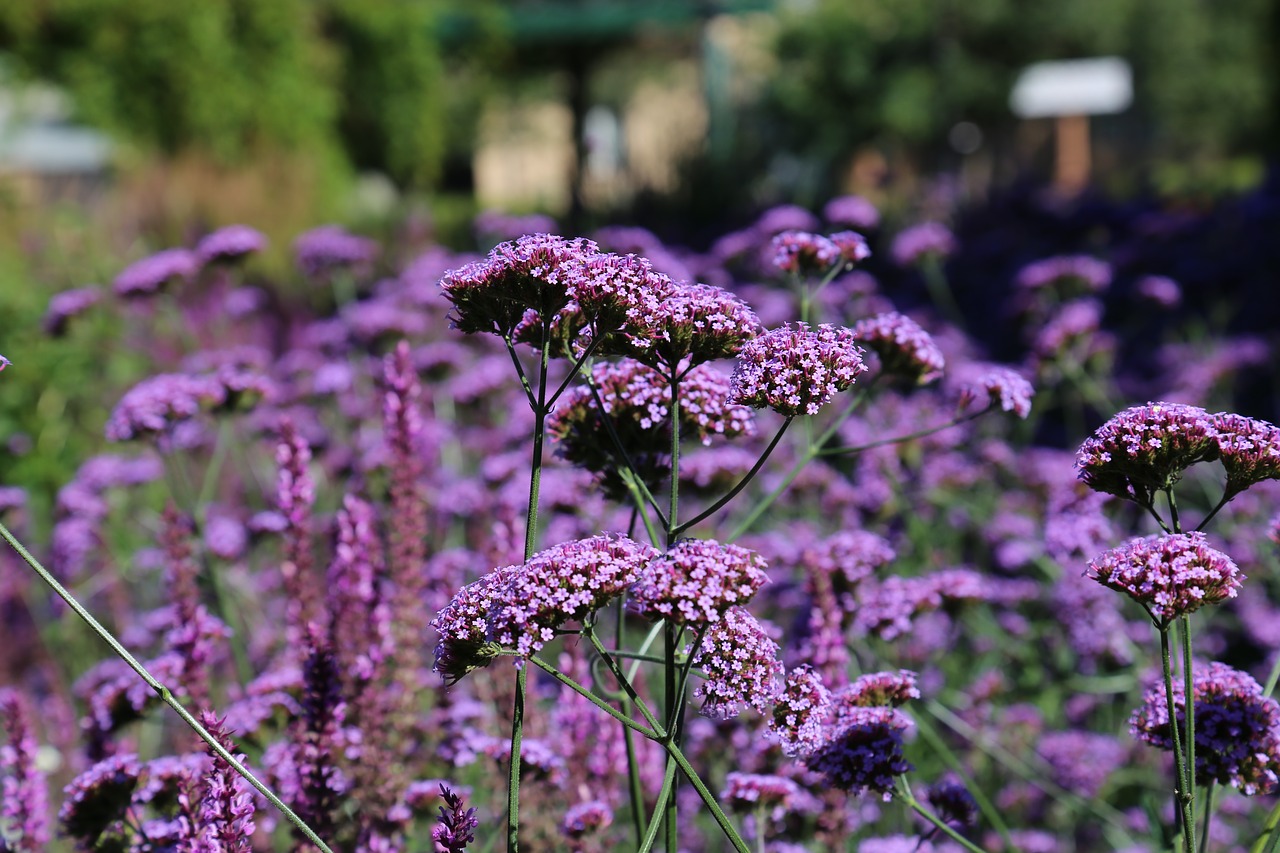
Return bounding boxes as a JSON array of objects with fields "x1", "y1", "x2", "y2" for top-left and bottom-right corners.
[
  {"x1": 890, "y1": 222, "x2": 956, "y2": 267},
  {"x1": 1211, "y1": 412, "x2": 1280, "y2": 496},
  {"x1": 1131, "y1": 661, "x2": 1280, "y2": 795},
  {"x1": 196, "y1": 224, "x2": 268, "y2": 265},
  {"x1": 630, "y1": 539, "x2": 769, "y2": 625},
  {"x1": 1086, "y1": 532, "x2": 1242, "y2": 623},
  {"x1": 561, "y1": 800, "x2": 613, "y2": 840},
  {"x1": 732, "y1": 323, "x2": 867, "y2": 417},
  {"x1": 197, "y1": 712, "x2": 257, "y2": 852},
  {"x1": 433, "y1": 784, "x2": 479, "y2": 852},
  {"x1": 853, "y1": 312, "x2": 946, "y2": 386},
  {"x1": 113, "y1": 248, "x2": 200, "y2": 297},
  {"x1": 767, "y1": 665, "x2": 832, "y2": 758},
  {"x1": 691, "y1": 606, "x2": 784, "y2": 720},
  {"x1": 0, "y1": 690, "x2": 51, "y2": 851},
  {"x1": 43, "y1": 287, "x2": 101, "y2": 336},
  {"x1": 1075, "y1": 402, "x2": 1219, "y2": 504}
]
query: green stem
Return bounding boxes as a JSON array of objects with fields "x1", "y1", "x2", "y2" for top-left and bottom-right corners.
[
  {"x1": 664, "y1": 741, "x2": 751, "y2": 853},
  {"x1": 664, "y1": 370, "x2": 682, "y2": 853},
  {"x1": 896, "y1": 777, "x2": 988, "y2": 853},
  {"x1": 1181, "y1": 614, "x2": 1198, "y2": 853},
  {"x1": 639, "y1": 758, "x2": 679, "y2": 853},
  {"x1": 818, "y1": 409, "x2": 984, "y2": 457},
  {"x1": 0, "y1": 522, "x2": 334, "y2": 853},
  {"x1": 616, "y1": 600, "x2": 645, "y2": 848},
  {"x1": 1200, "y1": 781, "x2": 1215, "y2": 853},
  {"x1": 921, "y1": 256, "x2": 965, "y2": 330},
  {"x1": 586, "y1": 629, "x2": 665, "y2": 735},
  {"x1": 911, "y1": 710, "x2": 1013, "y2": 850},
  {"x1": 620, "y1": 470, "x2": 663, "y2": 548},
  {"x1": 674, "y1": 417, "x2": 794, "y2": 536},
  {"x1": 1252, "y1": 795, "x2": 1280, "y2": 853},
  {"x1": 1195, "y1": 492, "x2": 1233, "y2": 532},
  {"x1": 528, "y1": 656, "x2": 655, "y2": 737},
  {"x1": 1161, "y1": 623, "x2": 1196, "y2": 852}
]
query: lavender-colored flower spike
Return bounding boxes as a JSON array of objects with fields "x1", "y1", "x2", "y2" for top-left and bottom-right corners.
[
  {"x1": 1211, "y1": 412, "x2": 1280, "y2": 497},
  {"x1": 196, "y1": 225, "x2": 268, "y2": 265},
  {"x1": 630, "y1": 539, "x2": 769, "y2": 625},
  {"x1": 1086, "y1": 532, "x2": 1242, "y2": 624},
  {"x1": 853, "y1": 312, "x2": 946, "y2": 385},
  {"x1": 690, "y1": 606, "x2": 784, "y2": 720},
  {"x1": 1075, "y1": 402, "x2": 1219, "y2": 504},
  {"x1": 113, "y1": 248, "x2": 200, "y2": 297},
  {"x1": 196, "y1": 712, "x2": 257, "y2": 852},
  {"x1": 161, "y1": 505, "x2": 213, "y2": 711},
  {"x1": 276, "y1": 417, "x2": 318, "y2": 649},
  {"x1": 767, "y1": 665, "x2": 832, "y2": 758},
  {"x1": 731, "y1": 323, "x2": 867, "y2": 416},
  {"x1": 433, "y1": 784, "x2": 479, "y2": 852},
  {"x1": 43, "y1": 287, "x2": 101, "y2": 336},
  {"x1": 0, "y1": 689, "x2": 51, "y2": 851},
  {"x1": 1131, "y1": 661, "x2": 1280, "y2": 795}
]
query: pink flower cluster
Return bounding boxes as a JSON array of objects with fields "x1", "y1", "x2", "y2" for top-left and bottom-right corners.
[
  {"x1": 1086, "y1": 532, "x2": 1243, "y2": 623},
  {"x1": 731, "y1": 323, "x2": 867, "y2": 416},
  {"x1": 690, "y1": 606, "x2": 784, "y2": 720},
  {"x1": 629, "y1": 539, "x2": 770, "y2": 625},
  {"x1": 853, "y1": 312, "x2": 946, "y2": 385}
]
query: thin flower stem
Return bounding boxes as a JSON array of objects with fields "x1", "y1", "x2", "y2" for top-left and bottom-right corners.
[
  {"x1": 528, "y1": 656, "x2": 656, "y2": 737},
  {"x1": 546, "y1": 332, "x2": 605, "y2": 406},
  {"x1": 921, "y1": 256, "x2": 965, "y2": 330},
  {"x1": 1161, "y1": 624, "x2": 1196, "y2": 852},
  {"x1": 674, "y1": 416, "x2": 795, "y2": 536},
  {"x1": 910, "y1": 709, "x2": 1014, "y2": 850},
  {"x1": 585, "y1": 375, "x2": 668, "y2": 527},
  {"x1": 1196, "y1": 491, "x2": 1233, "y2": 532},
  {"x1": 818, "y1": 409, "x2": 984, "y2": 457},
  {"x1": 1252, "y1": 797, "x2": 1280, "y2": 853},
  {"x1": 0, "y1": 521, "x2": 334, "y2": 853},
  {"x1": 586, "y1": 628, "x2": 665, "y2": 735},
  {"x1": 662, "y1": 619, "x2": 678, "y2": 852},
  {"x1": 608, "y1": 650, "x2": 670, "y2": 666},
  {"x1": 728, "y1": 388, "x2": 869, "y2": 540},
  {"x1": 620, "y1": 470, "x2": 663, "y2": 548},
  {"x1": 1143, "y1": 501, "x2": 1173, "y2": 535},
  {"x1": 1263, "y1": 653, "x2": 1280, "y2": 699},
  {"x1": 753, "y1": 802, "x2": 767, "y2": 853},
  {"x1": 1181, "y1": 614, "x2": 1198, "y2": 852},
  {"x1": 664, "y1": 369, "x2": 682, "y2": 853},
  {"x1": 1200, "y1": 781, "x2": 1215, "y2": 853},
  {"x1": 668, "y1": 370, "x2": 681, "y2": 541},
  {"x1": 639, "y1": 758, "x2": 678, "y2": 853},
  {"x1": 663, "y1": 741, "x2": 751, "y2": 853},
  {"x1": 895, "y1": 777, "x2": 988, "y2": 853},
  {"x1": 615, "y1": 598, "x2": 646, "y2": 848},
  {"x1": 502, "y1": 335, "x2": 538, "y2": 411}
]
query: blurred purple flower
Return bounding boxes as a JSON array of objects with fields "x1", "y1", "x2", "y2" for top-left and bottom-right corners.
[
  {"x1": 1, "y1": 689, "x2": 50, "y2": 851},
  {"x1": 58, "y1": 753, "x2": 141, "y2": 844},
  {"x1": 823, "y1": 195, "x2": 880, "y2": 230},
  {"x1": 954, "y1": 363, "x2": 1034, "y2": 419},
  {"x1": 890, "y1": 222, "x2": 956, "y2": 267},
  {"x1": 771, "y1": 231, "x2": 841, "y2": 275},
  {"x1": 294, "y1": 225, "x2": 378, "y2": 277},
  {"x1": 1015, "y1": 255, "x2": 1112, "y2": 294},
  {"x1": 473, "y1": 210, "x2": 558, "y2": 243},
  {"x1": 1135, "y1": 274, "x2": 1182, "y2": 308},
  {"x1": 105, "y1": 373, "x2": 225, "y2": 442},
  {"x1": 113, "y1": 248, "x2": 200, "y2": 297},
  {"x1": 853, "y1": 312, "x2": 945, "y2": 386},
  {"x1": 1037, "y1": 731, "x2": 1125, "y2": 798},
  {"x1": 433, "y1": 784, "x2": 479, "y2": 852},
  {"x1": 42, "y1": 287, "x2": 101, "y2": 336},
  {"x1": 561, "y1": 799, "x2": 612, "y2": 840},
  {"x1": 196, "y1": 224, "x2": 268, "y2": 265}
]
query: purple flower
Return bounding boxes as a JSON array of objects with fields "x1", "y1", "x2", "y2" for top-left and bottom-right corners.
[
  {"x1": 276, "y1": 418, "x2": 318, "y2": 647},
  {"x1": 42, "y1": 287, "x2": 101, "y2": 336},
  {"x1": 1135, "y1": 275, "x2": 1182, "y2": 308},
  {"x1": 0, "y1": 353, "x2": 8, "y2": 371},
  {"x1": 890, "y1": 222, "x2": 956, "y2": 267},
  {"x1": 924, "y1": 777, "x2": 977, "y2": 829},
  {"x1": 433, "y1": 784, "x2": 479, "y2": 852},
  {"x1": 196, "y1": 713, "x2": 257, "y2": 852},
  {"x1": 1131, "y1": 661, "x2": 1280, "y2": 795},
  {"x1": 720, "y1": 773, "x2": 817, "y2": 827},
  {"x1": 474, "y1": 210, "x2": 559, "y2": 243},
  {"x1": 731, "y1": 323, "x2": 867, "y2": 416},
  {"x1": 802, "y1": 530, "x2": 895, "y2": 592},
  {"x1": 766, "y1": 665, "x2": 832, "y2": 758},
  {"x1": 1037, "y1": 731, "x2": 1125, "y2": 798},
  {"x1": 0, "y1": 690, "x2": 50, "y2": 851},
  {"x1": 196, "y1": 225, "x2": 268, "y2": 264},
  {"x1": 771, "y1": 231, "x2": 841, "y2": 275},
  {"x1": 823, "y1": 195, "x2": 880, "y2": 230},
  {"x1": 954, "y1": 364, "x2": 1034, "y2": 419},
  {"x1": 630, "y1": 539, "x2": 770, "y2": 625},
  {"x1": 690, "y1": 606, "x2": 784, "y2": 720},
  {"x1": 487, "y1": 534, "x2": 659, "y2": 659},
  {"x1": 804, "y1": 706, "x2": 913, "y2": 799},
  {"x1": 1086, "y1": 532, "x2": 1243, "y2": 623},
  {"x1": 1032, "y1": 299, "x2": 1106, "y2": 360},
  {"x1": 431, "y1": 569, "x2": 514, "y2": 684},
  {"x1": 756, "y1": 204, "x2": 820, "y2": 235},
  {"x1": 561, "y1": 800, "x2": 613, "y2": 840},
  {"x1": 1015, "y1": 255, "x2": 1112, "y2": 294},
  {"x1": 104, "y1": 373, "x2": 225, "y2": 442},
  {"x1": 833, "y1": 670, "x2": 920, "y2": 712},
  {"x1": 1075, "y1": 402, "x2": 1219, "y2": 504},
  {"x1": 830, "y1": 230, "x2": 872, "y2": 264},
  {"x1": 113, "y1": 248, "x2": 200, "y2": 297},
  {"x1": 58, "y1": 753, "x2": 141, "y2": 844},
  {"x1": 853, "y1": 312, "x2": 945, "y2": 385},
  {"x1": 611, "y1": 281, "x2": 761, "y2": 368},
  {"x1": 294, "y1": 225, "x2": 378, "y2": 277},
  {"x1": 1212, "y1": 412, "x2": 1280, "y2": 496}
]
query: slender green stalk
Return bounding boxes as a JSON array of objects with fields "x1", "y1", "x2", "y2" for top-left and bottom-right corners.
[
  {"x1": 639, "y1": 759, "x2": 679, "y2": 853},
  {"x1": 616, "y1": 599, "x2": 646, "y2": 847},
  {"x1": 1161, "y1": 624, "x2": 1196, "y2": 852},
  {"x1": 911, "y1": 709, "x2": 1013, "y2": 850},
  {"x1": 586, "y1": 629, "x2": 665, "y2": 735},
  {"x1": 895, "y1": 777, "x2": 988, "y2": 853},
  {"x1": 664, "y1": 369, "x2": 682, "y2": 853},
  {"x1": 663, "y1": 741, "x2": 751, "y2": 853},
  {"x1": 1181, "y1": 614, "x2": 1198, "y2": 851},
  {"x1": 1252, "y1": 796, "x2": 1280, "y2": 853},
  {"x1": 673, "y1": 416, "x2": 794, "y2": 536},
  {"x1": 1262, "y1": 653, "x2": 1280, "y2": 698},
  {"x1": 1195, "y1": 492, "x2": 1233, "y2": 532},
  {"x1": 753, "y1": 802, "x2": 767, "y2": 853},
  {"x1": 528, "y1": 656, "x2": 655, "y2": 736},
  {"x1": 1200, "y1": 781, "x2": 1215, "y2": 853},
  {"x1": 0, "y1": 522, "x2": 334, "y2": 853}
]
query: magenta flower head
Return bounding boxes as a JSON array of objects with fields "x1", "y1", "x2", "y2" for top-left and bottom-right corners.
[
  {"x1": 104, "y1": 373, "x2": 225, "y2": 442},
  {"x1": 1086, "y1": 532, "x2": 1243, "y2": 624},
  {"x1": 853, "y1": 312, "x2": 946, "y2": 385},
  {"x1": 440, "y1": 233, "x2": 598, "y2": 337},
  {"x1": 804, "y1": 706, "x2": 913, "y2": 799},
  {"x1": 1075, "y1": 402, "x2": 1219, "y2": 504},
  {"x1": 487, "y1": 534, "x2": 658, "y2": 659},
  {"x1": 731, "y1": 323, "x2": 867, "y2": 416},
  {"x1": 766, "y1": 665, "x2": 832, "y2": 758},
  {"x1": 720, "y1": 773, "x2": 816, "y2": 822},
  {"x1": 431, "y1": 570, "x2": 513, "y2": 684},
  {"x1": 1212, "y1": 412, "x2": 1280, "y2": 497},
  {"x1": 196, "y1": 225, "x2": 268, "y2": 265},
  {"x1": 890, "y1": 222, "x2": 956, "y2": 267},
  {"x1": 771, "y1": 231, "x2": 841, "y2": 275},
  {"x1": 629, "y1": 539, "x2": 769, "y2": 625},
  {"x1": 293, "y1": 225, "x2": 378, "y2": 277},
  {"x1": 830, "y1": 230, "x2": 872, "y2": 264},
  {"x1": 608, "y1": 281, "x2": 761, "y2": 369},
  {"x1": 955, "y1": 364, "x2": 1034, "y2": 419},
  {"x1": 690, "y1": 606, "x2": 784, "y2": 719},
  {"x1": 113, "y1": 248, "x2": 199, "y2": 298},
  {"x1": 834, "y1": 670, "x2": 920, "y2": 711},
  {"x1": 1131, "y1": 661, "x2": 1280, "y2": 795},
  {"x1": 43, "y1": 287, "x2": 101, "y2": 336},
  {"x1": 561, "y1": 800, "x2": 613, "y2": 841},
  {"x1": 1135, "y1": 275, "x2": 1182, "y2": 309},
  {"x1": 824, "y1": 195, "x2": 880, "y2": 230}
]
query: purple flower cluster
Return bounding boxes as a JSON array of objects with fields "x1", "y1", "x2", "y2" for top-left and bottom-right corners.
[
  {"x1": 617, "y1": 281, "x2": 761, "y2": 368},
  {"x1": 766, "y1": 665, "x2": 832, "y2": 758},
  {"x1": 1131, "y1": 662, "x2": 1280, "y2": 795},
  {"x1": 104, "y1": 373, "x2": 225, "y2": 442},
  {"x1": 43, "y1": 286, "x2": 101, "y2": 336},
  {"x1": 113, "y1": 248, "x2": 199, "y2": 297},
  {"x1": 432, "y1": 784, "x2": 479, "y2": 852},
  {"x1": 954, "y1": 364, "x2": 1035, "y2": 419},
  {"x1": 720, "y1": 772, "x2": 818, "y2": 826},
  {"x1": 561, "y1": 799, "x2": 613, "y2": 839},
  {"x1": 1086, "y1": 532, "x2": 1243, "y2": 623},
  {"x1": 196, "y1": 224, "x2": 268, "y2": 265},
  {"x1": 890, "y1": 222, "x2": 956, "y2": 266},
  {"x1": 0, "y1": 690, "x2": 50, "y2": 851},
  {"x1": 294, "y1": 225, "x2": 378, "y2": 277},
  {"x1": 630, "y1": 539, "x2": 769, "y2": 625},
  {"x1": 1037, "y1": 731, "x2": 1126, "y2": 798},
  {"x1": 771, "y1": 231, "x2": 841, "y2": 275},
  {"x1": 834, "y1": 670, "x2": 920, "y2": 712},
  {"x1": 1135, "y1": 274, "x2": 1182, "y2": 308},
  {"x1": 804, "y1": 706, "x2": 913, "y2": 799},
  {"x1": 197, "y1": 712, "x2": 257, "y2": 851},
  {"x1": 853, "y1": 312, "x2": 946, "y2": 385},
  {"x1": 823, "y1": 195, "x2": 880, "y2": 230},
  {"x1": 1075, "y1": 402, "x2": 1219, "y2": 503},
  {"x1": 690, "y1": 606, "x2": 784, "y2": 719},
  {"x1": 1015, "y1": 255, "x2": 1112, "y2": 294},
  {"x1": 731, "y1": 323, "x2": 867, "y2": 416},
  {"x1": 1212, "y1": 412, "x2": 1280, "y2": 496},
  {"x1": 58, "y1": 753, "x2": 142, "y2": 844}
]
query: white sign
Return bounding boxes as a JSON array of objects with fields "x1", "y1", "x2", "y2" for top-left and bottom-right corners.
[{"x1": 1010, "y1": 57, "x2": 1133, "y2": 118}]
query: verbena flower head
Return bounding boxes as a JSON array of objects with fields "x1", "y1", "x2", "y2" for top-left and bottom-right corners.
[
  {"x1": 196, "y1": 225, "x2": 268, "y2": 265},
  {"x1": 487, "y1": 534, "x2": 658, "y2": 658},
  {"x1": 823, "y1": 195, "x2": 880, "y2": 230},
  {"x1": 891, "y1": 222, "x2": 955, "y2": 267},
  {"x1": 1131, "y1": 661, "x2": 1280, "y2": 795},
  {"x1": 561, "y1": 800, "x2": 613, "y2": 840},
  {"x1": 1075, "y1": 402, "x2": 1219, "y2": 504},
  {"x1": 720, "y1": 773, "x2": 817, "y2": 825},
  {"x1": 43, "y1": 287, "x2": 101, "y2": 336},
  {"x1": 1136, "y1": 275, "x2": 1182, "y2": 308},
  {"x1": 1086, "y1": 532, "x2": 1243, "y2": 624},
  {"x1": 113, "y1": 248, "x2": 199, "y2": 297},
  {"x1": 1212, "y1": 412, "x2": 1280, "y2": 497},
  {"x1": 731, "y1": 323, "x2": 867, "y2": 416},
  {"x1": 431, "y1": 570, "x2": 512, "y2": 684},
  {"x1": 59, "y1": 753, "x2": 142, "y2": 845},
  {"x1": 608, "y1": 281, "x2": 760, "y2": 368},
  {"x1": 804, "y1": 706, "x2": 913, "y2": 799},
  {"x1": 690, "y1": 606, "x2": 784, "y2": 720},
  {"x1": 766, "y1": 665, "x2": 832, "y2": 758},
  {"x1": 104, "y1": 374, "x2": 225, "y2": 442},
  {"x1": 1015, "y1": 255, "x2": 1112, "y2": 295},
  {"x1": 955, "y1": 364, "x2": 1034, "y2": 419},
  {"x1": 924, "y1": 777, "x2": 978, "y2": 830},
  {"x1": 630, "y1": 539, "x2": 769, "y2": 625},
  {"x1": 294, "y1": 225, "x2": 378, "y2": 277},
  {"x1": 830, "y1": 230, "x2": 872, "y2": 265},
  {"x1": 834, "y1": 670, "x2": 920, "y2": 711},
  {"x1": 771, "y1": 231, "x2": 841, "y2": 275},
  {"x1": 440, "y1": 233, "x2": 598, "y2": 337},
  {"x1": 853, "y1": 312, "x2": 946, "y2": 385}
]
